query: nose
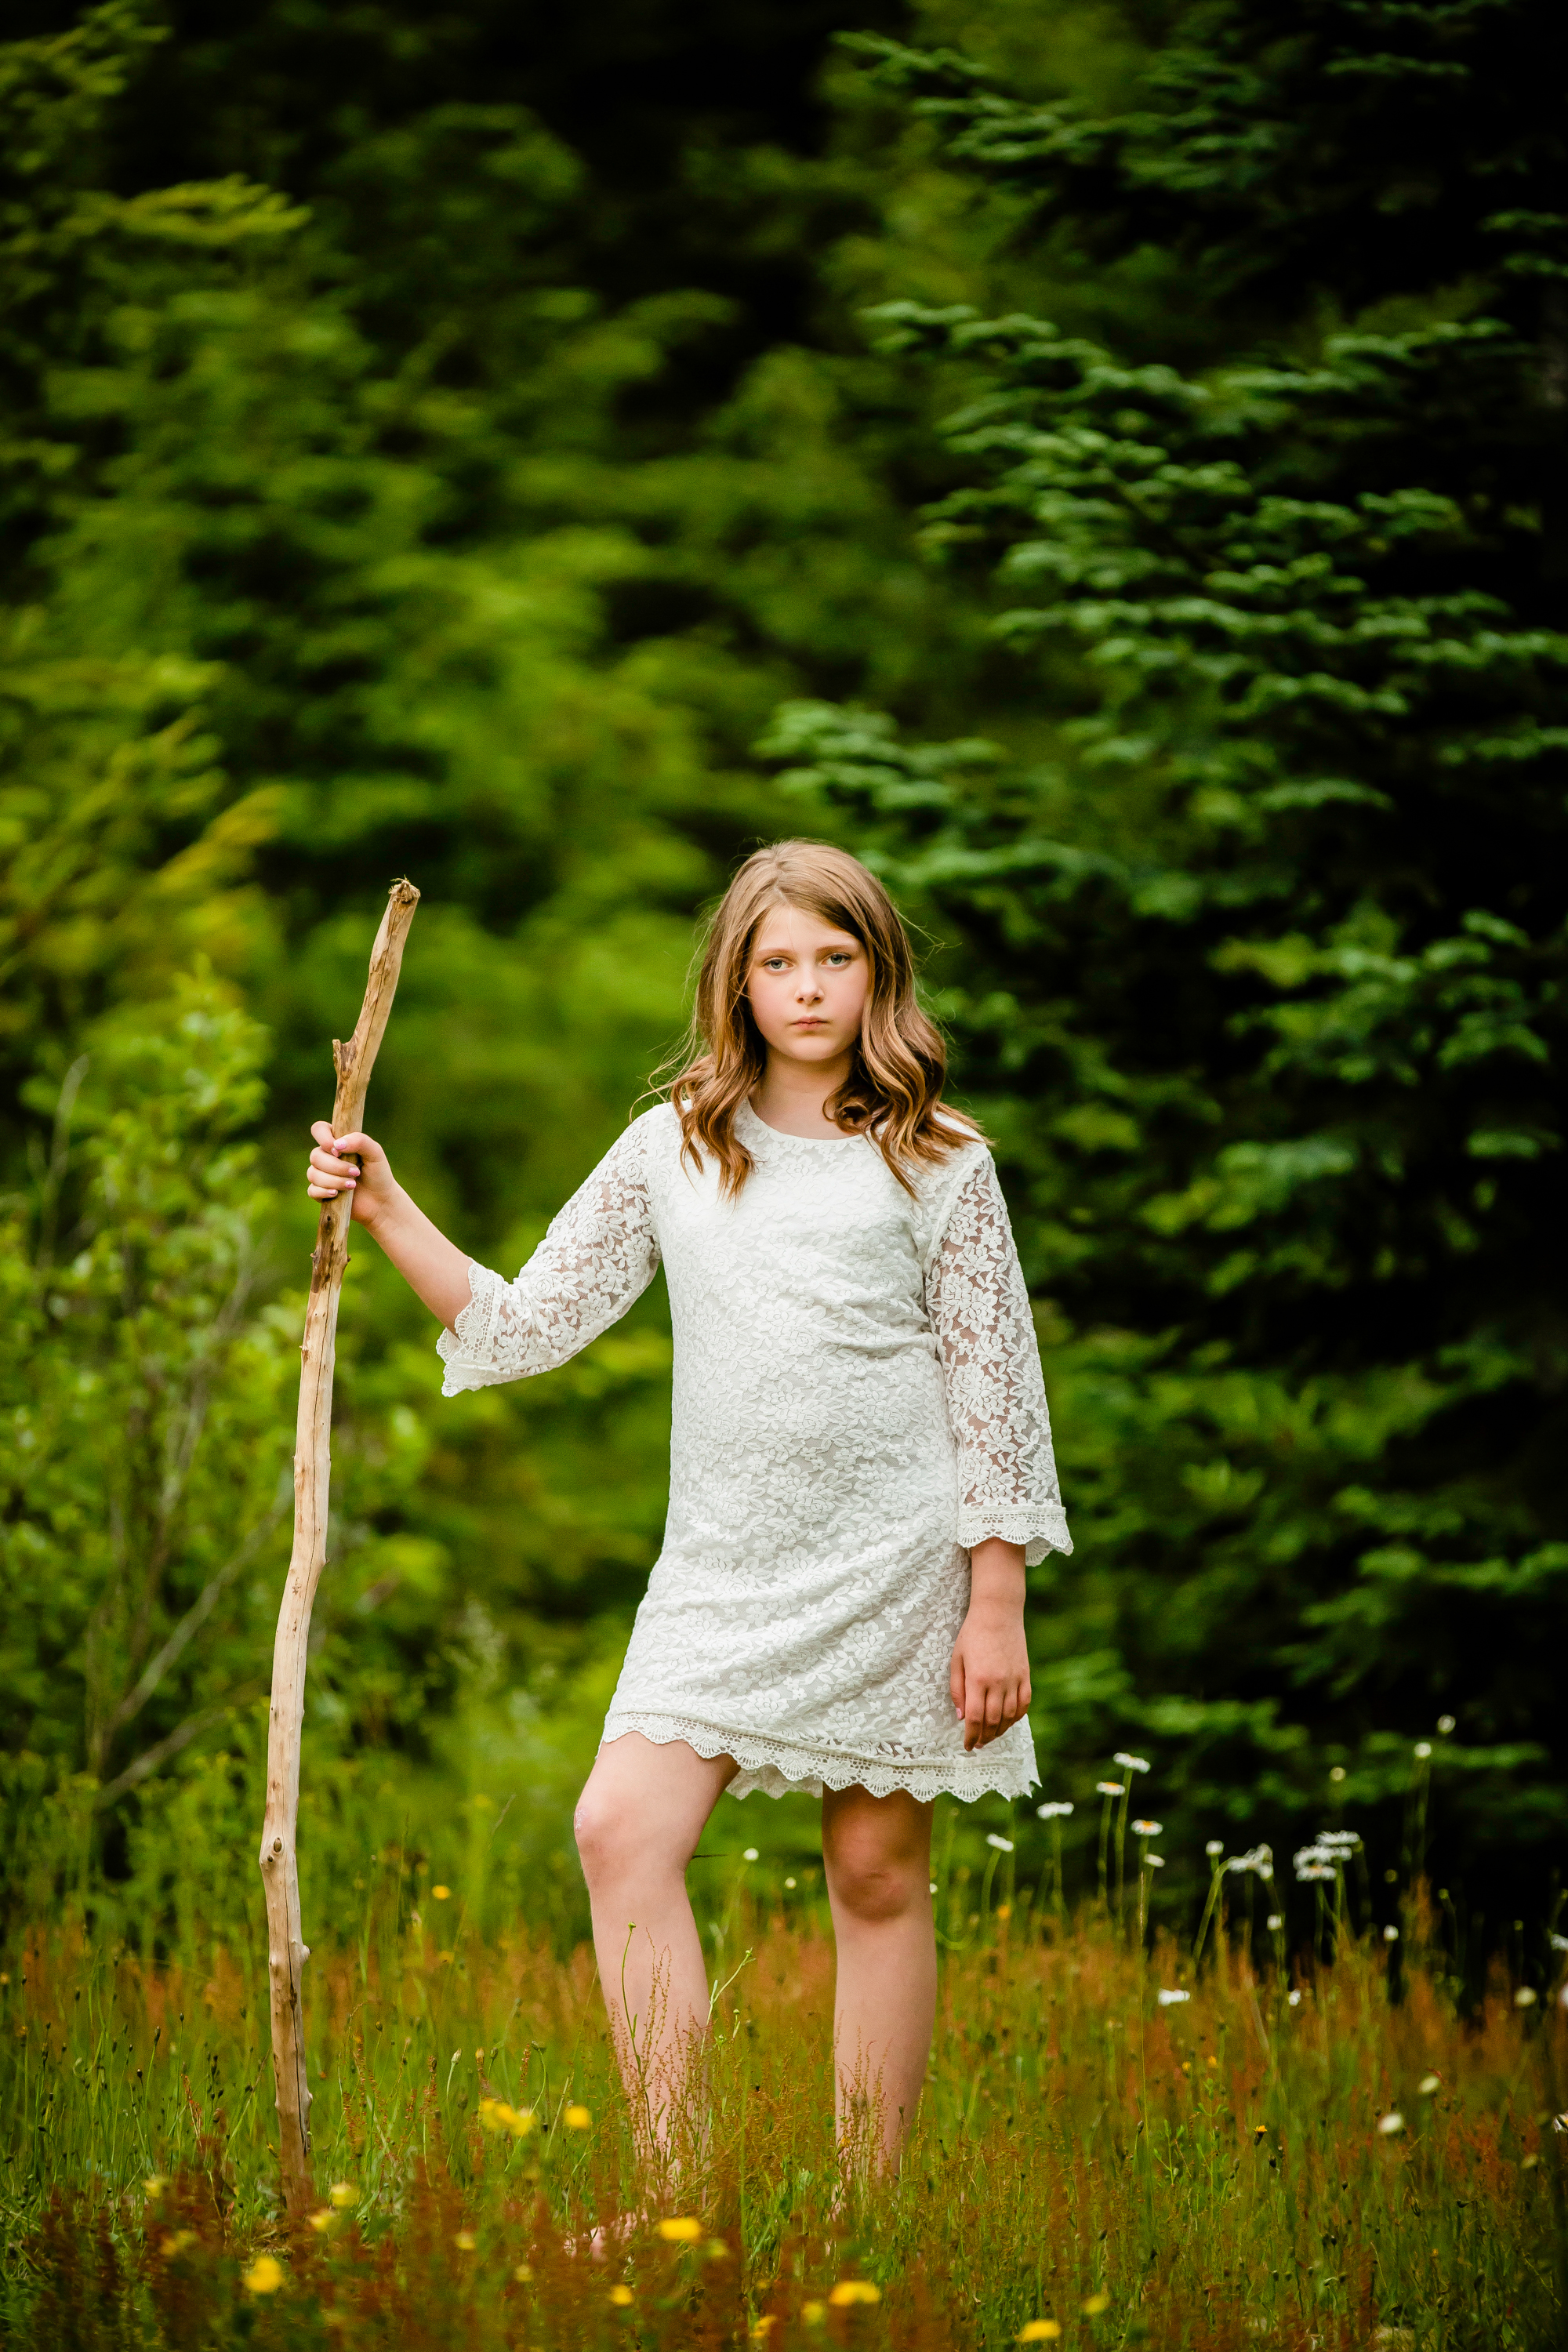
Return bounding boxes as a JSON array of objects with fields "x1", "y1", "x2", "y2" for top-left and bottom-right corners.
[{"x1": 795, "y1": 969, "x2": 823, "y2": 1004}]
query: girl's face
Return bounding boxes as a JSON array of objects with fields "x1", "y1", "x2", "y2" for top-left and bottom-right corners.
[{"x1": 746, "y1": 905, "x2": 869, "y2": 1068}]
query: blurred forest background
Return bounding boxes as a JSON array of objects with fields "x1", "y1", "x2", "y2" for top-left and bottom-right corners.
[{"x1": 0, "y1": 0, "x2": 1563, "y2": 1961}]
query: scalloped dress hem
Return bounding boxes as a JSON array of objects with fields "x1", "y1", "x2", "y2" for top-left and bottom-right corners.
[{"x1": 601, "y1": 1709, "x2": 1041, "y2": 1803}]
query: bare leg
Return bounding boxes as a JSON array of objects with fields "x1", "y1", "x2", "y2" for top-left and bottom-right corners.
[
  {"x1": 820, "y1": 1784, "x2": 936, "y2": 2169},
  {"x1": 574, "y1": 1732, "x2": 736, "y2": 2149}
]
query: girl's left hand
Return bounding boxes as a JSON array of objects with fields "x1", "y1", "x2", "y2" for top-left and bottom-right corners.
[{"x1": 949, "y1": 1602, "x2": 1032, "y2": 1752}]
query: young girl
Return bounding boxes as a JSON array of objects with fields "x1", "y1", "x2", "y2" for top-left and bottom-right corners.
[{"x1": 306, "y1": 840, "x2": 1070, "y2": 2168}]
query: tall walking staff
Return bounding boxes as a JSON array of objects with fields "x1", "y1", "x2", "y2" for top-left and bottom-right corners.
[{"x1": 259, "y1": 879, "x2": 420, "y2": 2212}]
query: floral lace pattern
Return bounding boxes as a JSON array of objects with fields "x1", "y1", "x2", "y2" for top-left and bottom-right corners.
[
  {"x1": 437, "y1": 1121, "x2": 662, "y2": 1392},
  {"x1": 927, "y1": 1154, "x2": 1070, "y2": 1566},
  {"x1": 438, "y1": 1101, "x2": 1069, "y2": 1802}
]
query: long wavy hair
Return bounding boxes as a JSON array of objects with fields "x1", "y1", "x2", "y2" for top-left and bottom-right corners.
[{"x1": 668, "y1": 840, "x2": 975, "y2": 1196}]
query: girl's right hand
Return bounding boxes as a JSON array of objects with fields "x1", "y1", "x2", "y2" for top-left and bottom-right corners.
[{"x1": 306, "y1": 1122, "x2": 398, "y2": 1229}]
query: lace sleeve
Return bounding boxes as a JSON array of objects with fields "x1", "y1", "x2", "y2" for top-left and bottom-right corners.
[
  {"x1": 436, "y1": 1118, "x2": 660, "y2": 1398},
  {"x1": 927, "y1": 1153, "x2": 1072, "y2": 1566}
]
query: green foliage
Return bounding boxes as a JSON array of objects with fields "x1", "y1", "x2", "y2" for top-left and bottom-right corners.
[
  {"x1": 845, "y1": 0, "x2": 1567, "y2": 331},
  {"x1": 0, "y1": 989, "x2": 291, "y2": 1846},
  {"x1": 768, "y1": 0, "x2": 1567, "y2": 1888},
  {"x1": 0, "y1": 0, "x2": 989, "y2": 1886},
  {"x1": 0, "y1": 0, "x2": 1561, "y2": 1934}
]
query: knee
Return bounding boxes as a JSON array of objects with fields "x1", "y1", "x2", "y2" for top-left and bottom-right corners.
[
  {"x1": 573, "y1": 1788, "x2": 637, "y2": 1892},
  {"x1": 826, "y1": 1837, "x2": 927, "y2": 1926},
  {"x1": 573, "y1": 1784, "x2": 688, "y2": 1895}
]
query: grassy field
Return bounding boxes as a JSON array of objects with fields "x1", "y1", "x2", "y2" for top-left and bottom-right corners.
[{"x1": 2, "y1": 1835, "x2": 1564, "y2": 2352}]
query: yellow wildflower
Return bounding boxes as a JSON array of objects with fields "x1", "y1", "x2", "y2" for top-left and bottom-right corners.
[
  {"x1": 144, "y1": 2176, "x2": 169, "y2": 2200},
  {"x1": 307, "y1": 2209, "x2": 334, "y2": 2235},
  {"x1": 801, "y1": 2303, "x2": 826, "y2": 2326},
  {"x1": 479, "y1": 2097, "x2": 538, "y2": 2138},
  {"x1": 751, "y1": 2318, "x2": 778, "y2": 2339},
  {"x1": 563, "y1": 2103, "x2": 592, "y2": 2130},
  {"x1": 1083, "y1": 2292, "x2": 1111, "y2": 2317},
  {"x1": 159, "y1": 2230, "x2": 198, "y2": 2257},
  {"x1": 433, "y1": 1886, "x2": 451, "y2": 1900},
  {"x1": 829, "y1": 2281, "x2": 882, "y2": 2307},
  {"x1": 243, "y1": 2254, "x2": 285, "y2": 2296},
  {"x1": 514, "y1": 2263, "x2": 534, "y2": 2284},
  {"x1": 608, "y1": 2284, "x2": 634, "y2": 2307},
  {"x1": 455, "y1": 2230, "x2": 477, "y2": 2252},
  {"x1": 657, "y1": 2216, "x2": 705, "y2": 2243},
  {"x1": 329, "y1": 2182, "x2": 359, "y2": 2209},
  {"x1": 1018, "y1": 2325, "x2": 1062, "y2": 2343}
]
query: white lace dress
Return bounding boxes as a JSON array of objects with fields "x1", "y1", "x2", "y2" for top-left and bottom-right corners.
[{"x1": 438, "y1": 1101, "x2": 1070, "y2": 1802}]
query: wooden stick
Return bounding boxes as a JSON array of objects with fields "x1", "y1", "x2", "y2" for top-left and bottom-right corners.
[{"x1": 259, "y1": 878, "x2": 420, "y2": 2212}]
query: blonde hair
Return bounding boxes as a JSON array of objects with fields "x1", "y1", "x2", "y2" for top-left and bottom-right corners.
[{"x1": 668, "y1": 840, "x2": 975, "y2": 1196}]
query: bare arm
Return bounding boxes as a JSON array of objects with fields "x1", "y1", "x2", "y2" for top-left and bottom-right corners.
[
  {"x1": 949, "y1": 1538, "x2": 1030, "y2": 1752},
  {"x1": 307, "y1": 1123, "x2": 472, "y2": 1330}
]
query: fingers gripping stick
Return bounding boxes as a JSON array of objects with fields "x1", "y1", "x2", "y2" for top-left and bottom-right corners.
[{"x1": 258, "y1": 880, "x2": 419, "y2": 2214}]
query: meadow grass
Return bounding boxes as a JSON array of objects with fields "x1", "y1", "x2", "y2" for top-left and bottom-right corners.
[{"x1": 1, "y1": 1843, "x2": 1564, "y2": 2351}]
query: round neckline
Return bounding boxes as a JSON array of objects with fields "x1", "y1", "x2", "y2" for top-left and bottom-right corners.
[{"x1": 739, "y1": 1098, "x2": 866, "y2": 1149}]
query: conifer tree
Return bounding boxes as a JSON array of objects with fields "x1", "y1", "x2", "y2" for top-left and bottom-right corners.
[{"x1": 775, "y1": 0, "x2": 1567, "y2": 1894}]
